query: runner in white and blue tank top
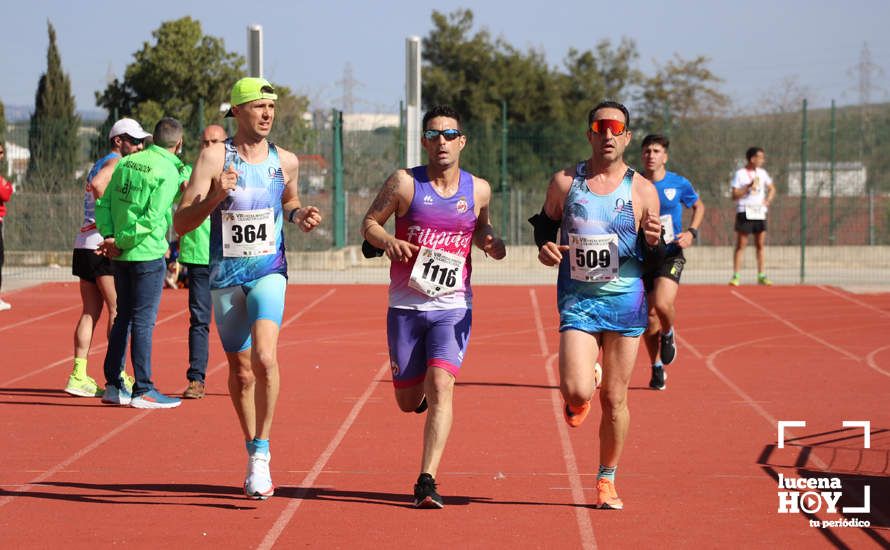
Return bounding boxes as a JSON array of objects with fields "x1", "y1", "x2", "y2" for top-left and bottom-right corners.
[
  {"x1": 534, "y1": 101, "x2": 664, "y2": 511},
  {"x1": 558, "y1": 162, "x2": 647, "y2": 337},
  {"x1": 74, "y1": 152, "x2": 120, "y2": 251},
  {"x1": 174, "y1": 77, "x2": 323, "y2": 501},
  {"x1": 209, "y1": 137, "x2": 289, "y2": 353}
]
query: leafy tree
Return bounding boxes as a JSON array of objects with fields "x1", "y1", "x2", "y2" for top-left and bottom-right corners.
[
  {"x1": 27, "y1": 21, "x2": 81, "y2": 192},
  {"x1": 94, "y1": 16, "x2": 245, "y2": 161},
  {"x1": 635, "y1": 54, "x2": 730, "y2": 134}
]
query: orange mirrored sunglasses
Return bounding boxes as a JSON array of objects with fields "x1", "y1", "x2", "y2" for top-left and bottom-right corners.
[{"x1": 589, "y1": 119, "x2": 627, "y2": 136}]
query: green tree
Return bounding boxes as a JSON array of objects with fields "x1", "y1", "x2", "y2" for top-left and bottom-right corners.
[
  {"x1": 94, "y1": 16, "x2": 245, "y2": 161},
  {"x1": 421, "y1": 9, "x2": 641, "y2": 190},
  {"x1": 635, "y1": 54, "x2": 730, "y2": 135},
  {"x1": 266, "y1": 85, "x2": 314, "y2": 153},
  {"x1": 27, "y1": 21, "x2": 81, "y2": 192}
]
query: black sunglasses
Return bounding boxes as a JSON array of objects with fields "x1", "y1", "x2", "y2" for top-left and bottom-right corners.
[
  {"x1": 423, "y1": 129, "x2": 462, "y2": 141},
  {"x1": 122, "y1": 135, "x2": 144, "y2": 145}
]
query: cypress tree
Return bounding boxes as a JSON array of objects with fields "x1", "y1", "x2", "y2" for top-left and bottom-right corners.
[{"x1": 27, "y1": 21, "x2": 80, "y2": 192}]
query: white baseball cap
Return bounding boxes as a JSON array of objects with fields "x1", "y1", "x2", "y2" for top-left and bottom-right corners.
[{"x1": 108, "y1": 118, "x2": 152, "y2": 140}]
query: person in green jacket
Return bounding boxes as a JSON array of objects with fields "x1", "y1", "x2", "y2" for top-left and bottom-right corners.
[
  {"x1": 178, "y1": 124, "x2": 227, "y2": 399},
  {"x1": 95, "y1": 117, "x2": 185, "y2": 409}
]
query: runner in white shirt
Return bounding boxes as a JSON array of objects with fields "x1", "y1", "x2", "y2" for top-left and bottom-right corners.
[{"x1": 729, "y1": 147, "x2": 775, "y2": 286}]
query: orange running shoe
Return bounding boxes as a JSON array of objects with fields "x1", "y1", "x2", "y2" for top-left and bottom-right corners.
[
  {"x1": 563, "y1": 400, "x2": 590, "y2": 427},
  {"x1": 596, "y1": 477, "x2": 623, "y2": 510}
]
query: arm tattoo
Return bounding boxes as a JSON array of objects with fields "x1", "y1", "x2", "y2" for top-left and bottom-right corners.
[{"x1": 369, "y1": 177, "x2": 398, "y2": 214}]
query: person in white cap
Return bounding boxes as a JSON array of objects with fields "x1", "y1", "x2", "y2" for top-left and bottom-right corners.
[{"x1": 64, "y1": 118, "x2": 150, "y2": 397}]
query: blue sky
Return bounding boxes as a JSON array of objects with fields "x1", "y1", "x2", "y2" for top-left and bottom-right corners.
[{"x1": 2, "y1": 0, "x2": 888, "y2": 116}]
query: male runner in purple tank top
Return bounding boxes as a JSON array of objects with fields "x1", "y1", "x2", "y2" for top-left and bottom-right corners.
[{"x1": 361, "y1": 105, "x2": 506, "y2": 508}]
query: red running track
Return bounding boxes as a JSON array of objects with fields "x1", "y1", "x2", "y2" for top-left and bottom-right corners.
[{"x1": 0, "y1": 282, "x2": 888, "y2": 548}]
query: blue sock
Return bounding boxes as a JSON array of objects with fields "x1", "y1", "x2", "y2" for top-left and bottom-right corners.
[
  {"x1": 662, "y1": 327, "x2": 673, "y2": 337},
  {"x1": 597, "y1": 464, "x2": 617, "y2": 483},
  {"x1": 252, "y1": 438, "x2": 270, "y2": 455},
  {"x1": 654, "y1": 359, "x2": 664, "y2": 368},
  {"x1": 246, "y1": 438, "x2": 270, "y2": 456}
]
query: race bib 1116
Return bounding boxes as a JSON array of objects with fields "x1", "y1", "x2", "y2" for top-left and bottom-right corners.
[{"x1": 408, "y1": 246, "x2": 466, "y2": 297}]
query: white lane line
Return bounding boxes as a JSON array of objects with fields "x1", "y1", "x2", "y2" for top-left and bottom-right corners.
[
  {"x1": 2, "y1": 309, "x2": 187, "y2": 386},
  {"x1": 817, "y1": 285, "x2": 890, "y2": 319},
  {"x1": 258, "y1": 360, "x2": 389, "y2": 550},
  {"x1": 0, "y1": 304, "x2": 80, "y2": 333},
  {"x1": 0, "y1": 290, "x2": 336, "y2": 510},
  {"x1": 530, "y1": 288, "x2": 596, "y2": 550},
  {"x1": 529, "y1": 288, "x2": 550, "y2": 357},
  {"x1": 730, "y1": 290, "x2": 862, "y2": 363}
]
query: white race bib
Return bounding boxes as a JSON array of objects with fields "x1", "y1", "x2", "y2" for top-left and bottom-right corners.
[
  {"x1": 745, "y1": 204, "x2": 767, "y2": 220},
  {"x1": 660, "y1": 215, "x2": 675, "y2": 244},
  {"x1": 221, "y1": 208, "x2": 276, "y2": 257},
  {"x1": 569, "y1": 233, "x2": 619, "y2": 283},
  {"x1": 408, "y1": 246, "x2": 466, "y2": 297}
]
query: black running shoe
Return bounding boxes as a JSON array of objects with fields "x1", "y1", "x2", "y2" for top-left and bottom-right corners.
[
  {"x1": 413, "y1": 473, "x2": 444, "y2": 508},
  {"x1": 648, "y1": 366, "x2": 667, "y2": 391},
  {"x1": 414, "y1": 396, "x2": 428, "y2": 414},
  {"x1": 660, "y1": 330, "x2": 677, "y2": 365}
]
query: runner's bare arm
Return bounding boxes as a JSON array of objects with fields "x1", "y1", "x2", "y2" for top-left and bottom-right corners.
[
  {"x1": 765, "y1": 181, "x2": 776, "y2": 206},
  {"x1": 633, "y1": 174, "x2": 663, "y2": 246},
  {"x1": 89, "y1": 157, "x2": 121, "y2": 199},
  {"x1": 173, "y1": 143, "x2": 231, "y2": 236},
  {"x1": 279, "y1": 148, "x2": 321, "y2": 233},
  {"x1": 677, "y1": 198, "x2": 705, "y2": 249},
  {"x1": 535, "y1": 168, "x2": 573, "y2": 266},
  {"x1": 361, "y1": 169, "x2": 418, "y2": 262},
  {"x1": 471, "y1": 177, "x2": 506, "y2": 259}
]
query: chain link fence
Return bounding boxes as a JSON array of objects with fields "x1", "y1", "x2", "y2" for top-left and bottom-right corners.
[{"x1": 3, "y1": 102, "x2": 888, "y2": 286}]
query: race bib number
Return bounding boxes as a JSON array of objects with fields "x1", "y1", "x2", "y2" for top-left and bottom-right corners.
[
  {"x1": 408, "y1": 246, "x2": 466, "y2": 297},
  {"x1": 569, "y1": 233, "x2": 619, "y2": 283},
  {"x1": 745, "y1": 204, "x2": 767, "y2": 220},
  {"x1": 660, "y1": 215, "x2": 675, "y2": 243},
  {"x1": 221, "y1": 208, "x2": 276, "y2": 257}
]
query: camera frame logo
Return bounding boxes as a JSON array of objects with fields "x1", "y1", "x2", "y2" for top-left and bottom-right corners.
[{"x1": 775, "y1": 420, "x2": 872, "y2": 529}]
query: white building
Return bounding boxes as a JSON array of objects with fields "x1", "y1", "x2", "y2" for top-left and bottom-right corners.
[{"x1": 787, "y1": 162, "x2": 867, "y2": 197}]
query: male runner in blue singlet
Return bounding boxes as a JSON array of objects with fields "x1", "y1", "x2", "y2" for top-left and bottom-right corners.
[
  {"x1": 640, "y1": 134, "x2": 705, "y2": 391},
  {"x1": 175, "y1": 78, "x2": 322, "y2": 500},
  {"x1": 532, "y1": 101, "x2": 663, "y2": 510}
]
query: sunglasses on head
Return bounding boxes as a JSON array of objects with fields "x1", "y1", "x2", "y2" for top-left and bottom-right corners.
[
  {"x1": 423, "y1": 129, "x2": 463, "y2": 141},
  {"x1": 589, "y1": 119, "x2": 627, "y2": 136}
]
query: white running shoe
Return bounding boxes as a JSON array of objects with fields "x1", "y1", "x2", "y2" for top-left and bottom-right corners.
[
  {"x1": 0, "y1": 299, "x2": 11, "y2": 311},
  {"x1": 244, "y1": 452, "x2": 274, "y2": 500}
]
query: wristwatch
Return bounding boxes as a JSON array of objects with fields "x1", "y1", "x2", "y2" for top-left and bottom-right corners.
[{"x1": 688, "y1": 227, "x2": 699, "y2": 240}]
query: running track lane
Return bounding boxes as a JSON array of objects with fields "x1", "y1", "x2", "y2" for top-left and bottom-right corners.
[{"x1": 0, "y1": 284, "x2": 888, "y2": 547}]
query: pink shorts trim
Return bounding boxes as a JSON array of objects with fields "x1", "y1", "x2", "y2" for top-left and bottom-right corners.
[{"x1": 428, "y1": 358, "x2": 459, "y2": 378}]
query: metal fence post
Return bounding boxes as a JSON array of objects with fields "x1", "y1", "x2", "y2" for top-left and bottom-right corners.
[
  {"x1": 500, "y1": 100, "x2": 509, "y2": 239},
  {"x1": 829, "y1": 99, "x2": 836, "y2": 245},
  {"x1": 800, "y1": 99, "x2": 808, "y2": 284},
  {"x1": 332, "y1": 108, "x2": 345, "y2": 248}
]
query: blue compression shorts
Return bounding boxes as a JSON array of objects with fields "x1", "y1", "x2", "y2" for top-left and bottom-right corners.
[{"x1": 211, "y1": 273, "x2": 286, "y2": 352}]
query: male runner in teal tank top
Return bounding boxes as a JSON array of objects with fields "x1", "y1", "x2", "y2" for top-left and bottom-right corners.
[
  {"x1": 533, "y1": 101, "x2": 663, "y2": 510},
  {"x1": 175, "y1": 78, "x2": 322, "y2": 500}
]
